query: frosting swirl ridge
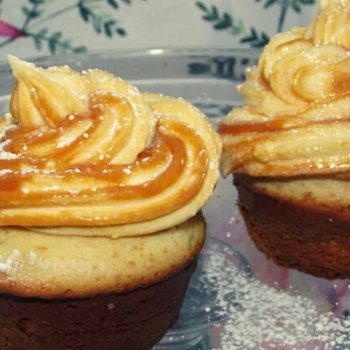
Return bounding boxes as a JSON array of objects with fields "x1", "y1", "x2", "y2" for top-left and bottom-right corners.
[{"x1": 220, "y1": 0, "x2": 350, "y2": 177}]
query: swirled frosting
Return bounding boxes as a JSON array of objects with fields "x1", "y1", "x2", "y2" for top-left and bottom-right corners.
[
  {"x1": 0, "y1": 56, "x2": 221, "y2": 237},
  {"x1": 220, "y1": 0, "x2": 350, "y2": 177}
]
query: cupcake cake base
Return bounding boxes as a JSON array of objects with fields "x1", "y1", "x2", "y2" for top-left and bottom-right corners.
[
  {"x1": 0, "y1": 261, "x2": 196, "y2": 350},
  {"x1": 235, "y1": 174, "x2": 350, "y2": 280},
  {"x1": 0, "y1": 213, "x2": 205, "y2": 350}
]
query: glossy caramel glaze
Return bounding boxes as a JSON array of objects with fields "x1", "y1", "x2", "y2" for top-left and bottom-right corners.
[
  {"x1": 0, "y1": 58, "x2": 221, "y2": 237},
  {"x1": 219, "y1": 0, "x2": 350, "y2": 177}
]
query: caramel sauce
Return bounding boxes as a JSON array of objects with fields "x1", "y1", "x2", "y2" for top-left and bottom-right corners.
[
  {"x1": 219, "y1": 119, "x2": 289, "y2": 134},
  {"x1": 0, "y1": 92, "x2": 209, "y2": 225},
  {"x1": 0, "y1": 174, "x2": 22, "y2": 191},
  {"x1": 219, "y1": 112, "x2": 350, "y2": 138},
  {"x1": 333, "y1": 71, "x2": 350, "y2": 96},
  {"x1": 6, "y1": 93, "x2": 133, "y2": 164}
]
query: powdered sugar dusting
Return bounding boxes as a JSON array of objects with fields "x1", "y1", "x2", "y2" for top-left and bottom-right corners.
[
  {"x1": 28, "y1": 251, "x2": 38, "y2": 265},
  {"x1": 205, "y1": 250, "x2": 350, "y2": 349},
  {"x1": 107, "y1": 303, "x2": 115, "y2": 310},
  {"x1": 0, "y1": 169, "x2": 13, "y2": 176},
  {"x1": 0, "y1": 151, "x2": 18, "y2": 160},
  {"x1": 0, "y1": 249, "x2": 21, "y2": 275},
  {"x1": 0, "y1": 119, "x2": 18, "y2": 160}
]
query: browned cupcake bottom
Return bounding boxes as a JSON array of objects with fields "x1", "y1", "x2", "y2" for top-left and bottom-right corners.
[
  {"x1": 235, "y1": 174, "x2": 350, "y2": 280},
  {"x1": 0, "y1": 261, "x2": 196, "y2": 350}
]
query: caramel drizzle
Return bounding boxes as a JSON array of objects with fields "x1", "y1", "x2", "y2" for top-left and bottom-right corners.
[
  {"x1": 219, "y1": 1, "x2": 350, "y2": 177},
  {"x1": 7, "y1": 93, "x2": 133, "y2": 164},
  {"x1": 221, "y1": 118, "x2": 350, "y2": 176},
  {"x1": 219, "y1": 119, "x2": 292, "y2": 135},
  {"x1": 0, "y1": 93, "x2": 208, "y2": 225}
]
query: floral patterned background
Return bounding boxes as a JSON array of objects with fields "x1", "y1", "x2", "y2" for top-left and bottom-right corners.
[
  {"x1": 0, "y1": 0, "x2": 318, "y2": 58},
  {"x1": 3, "y1": 1, "x2": 350, "y2": 349}
]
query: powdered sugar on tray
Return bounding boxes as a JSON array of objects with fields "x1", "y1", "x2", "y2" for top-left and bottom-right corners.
[{"x1": 206, "y1": 249, "x2": 350, "y2": 350}]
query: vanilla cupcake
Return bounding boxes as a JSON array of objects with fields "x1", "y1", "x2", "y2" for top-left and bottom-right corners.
[
  {"x1": 219, "y1": 0, "x2": 350, "y2": 279},
  {"x1": 0, "y1": 56, "x2": 221, "y2": 349}
]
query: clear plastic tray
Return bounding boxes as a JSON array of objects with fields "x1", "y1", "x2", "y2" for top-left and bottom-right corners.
[{"x1": 1, "y1": 49, "x2": 349, "y2": 350}]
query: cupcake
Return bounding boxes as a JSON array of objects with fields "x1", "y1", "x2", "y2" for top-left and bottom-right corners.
[
  {"x1": 219, "y1": 0, "x2": 350, "y2": 279},
  {"x1": 0, "y1": 56, "x2": 221, "y2": 349}
]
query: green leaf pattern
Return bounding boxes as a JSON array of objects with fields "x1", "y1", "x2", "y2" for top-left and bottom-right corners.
[
  {"x1": 77, "y1": 1, "x2": 126, "y2": 37},
  {"x1": 196, "y1": 2, "x2": 245, "y2": 35},
  {"x1": 197, "y1": 0, "x2": 316, "y2": 48},
  {"x1": 0, "y1": 0, "x2": 317, "y2": 54},
  {"x1": 256, "y1": 0, "x2": 316, "y2": 32},
  {"x1": 0, "y1": 0, "x2": 145, "y2": 54}
]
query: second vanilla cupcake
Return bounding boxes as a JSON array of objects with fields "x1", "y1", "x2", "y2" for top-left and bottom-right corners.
[{"x1": 219, "y1": 0, "x2": 350, "y2": 279}]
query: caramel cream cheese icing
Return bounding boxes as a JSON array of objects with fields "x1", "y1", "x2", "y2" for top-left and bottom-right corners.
[
  {"x1": 0, "y1": 56, "x2": 221, "y2": 238},
  {"x1": 219, "y1": 0, "x2": 350, "y2": 178}
]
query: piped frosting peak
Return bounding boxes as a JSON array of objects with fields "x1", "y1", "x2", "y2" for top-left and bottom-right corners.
[
  {"x1": 220, "y1": 0, "x2": 350, "y2": 177},
  {"x1": 0, "y1": 57, "x2": 221, "y2": 237}
]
